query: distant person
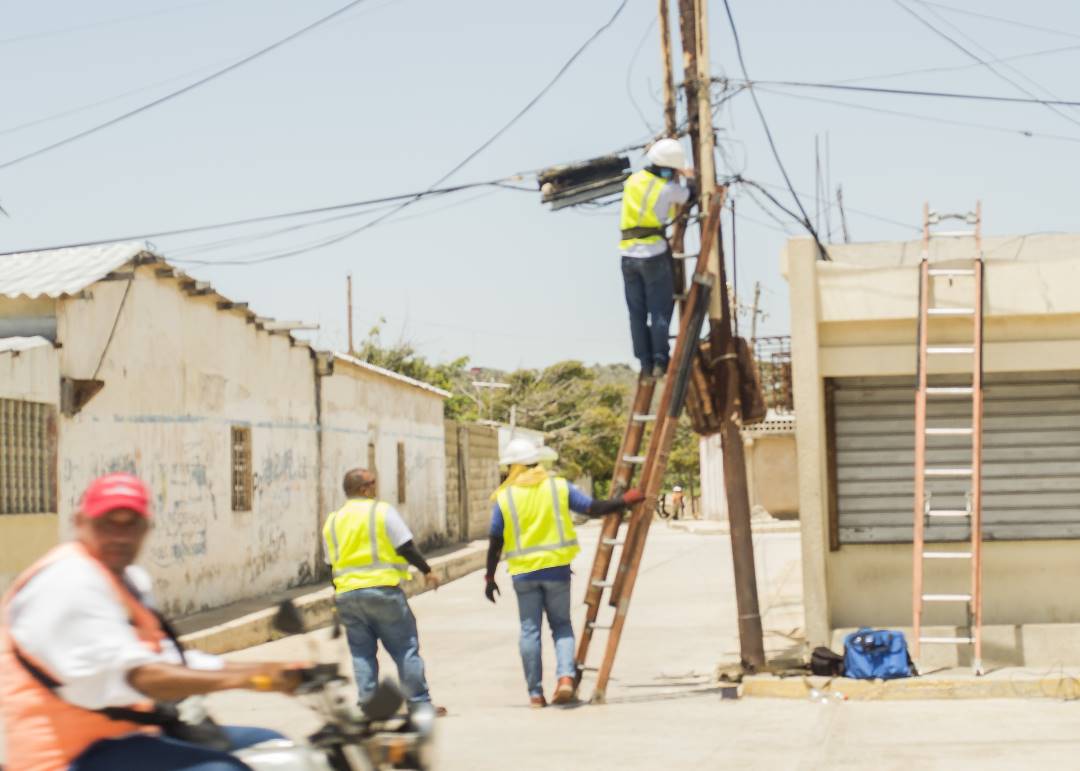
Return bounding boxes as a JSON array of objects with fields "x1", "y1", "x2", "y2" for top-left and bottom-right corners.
[
  {"x1": 482, "y1": 437, "x2": 643, "y2": 707},
  {"x1": 323, "y1": 468, "x2": 446, "y2": 715},
  {"x1": 0, "y1": 473, "x2": 304, "y2": 771},
  {"x1": 671, "y1": 485, "x2": 685, "y2": 519},
  {"x1": 619, "y1": 138, "x2": 696, "y2": 378}
]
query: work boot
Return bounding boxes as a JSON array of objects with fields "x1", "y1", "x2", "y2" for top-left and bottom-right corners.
[
  {"x1": 552, "y1": 676, "x2": 575, "y2": 705},
  {"x1": 653, "y1": 361, "x2": 668, "y2": 378},
  {"x1": 530, "y1": 694, "x2": 548, "y2": 709}
]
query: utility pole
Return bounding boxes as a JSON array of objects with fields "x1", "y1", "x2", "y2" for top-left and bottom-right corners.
[
  {"x1": 658, "y1": 0, "x2": 678, "y2": 138},
  {"x1": 346, "y1": 274, "x2": 354, "y2": 355},
  {"x1": 682, "y1": 0, "x2": 766, "y2": 671},
  {"x1": 837, "y1": 185, "x2": 851, "y2": 243},
  {"x1": 750, "y1": 281, "x2": 762, "y2": 345}
]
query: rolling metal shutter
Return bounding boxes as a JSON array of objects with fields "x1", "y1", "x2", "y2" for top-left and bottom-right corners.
[{"x1": 833, "y1": 371, "x2": 1080, "y2": 544}]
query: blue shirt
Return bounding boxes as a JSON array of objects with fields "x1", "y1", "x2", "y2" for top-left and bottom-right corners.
[{"x1": 490, "y1": 483, "x2": 593, "y2": 582}]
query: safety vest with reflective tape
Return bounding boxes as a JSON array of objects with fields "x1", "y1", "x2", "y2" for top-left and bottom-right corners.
[
  {"x1": 323, "y1": 499, "x2": 411, "y2": 593},
  {"x1": 497, "y1": 476, "x2": 580, "y2": 576},
  {"x1": 619, "y1": 169, "x2": 673, "y2": 251}
]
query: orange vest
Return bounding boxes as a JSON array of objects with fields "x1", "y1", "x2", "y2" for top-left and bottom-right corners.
[{"x1": 0, "y1": 542, "x2": 166, "y2": 771}]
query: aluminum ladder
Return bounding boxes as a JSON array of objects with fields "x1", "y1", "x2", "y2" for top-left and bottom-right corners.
[
  {"x1": 912, "y1": 201, "x2": 985, "y2": 675},
  {"x1": 572, "y1": 192, "x2": 722, "y2": 703}
]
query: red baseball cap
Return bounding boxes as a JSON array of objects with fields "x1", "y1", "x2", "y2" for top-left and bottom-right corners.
[{"x1": 81, "y1": 473, "x2": 152, "y2": 519}]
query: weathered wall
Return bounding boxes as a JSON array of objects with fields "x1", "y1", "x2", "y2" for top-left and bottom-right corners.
[
  {"x1": 320, "y1": 356, "x2": 447, "y2": 549},
  {"x1": 784, "y1": 235, "x2": 1080, "y2": 646},
  {"x1": 55, "y1": 266, "x2": 321, "y2": 617},
  {"x1": 0, "y1": 341, "x2": 61, "y2": 595},
  {"x1": 444, "y1": 421, "x2": 500, "y2": 540},
  {"x1": 697, "y1": 431, "x2": 798, "y2": 520}
]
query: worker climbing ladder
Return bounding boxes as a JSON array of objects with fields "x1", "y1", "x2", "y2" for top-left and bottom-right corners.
[
  {"x1": 912, "y1": 201, "x2": 985, "y2": 675},
  {"x1": 573, "y1": 193, "x2": 723, "y2": 703}
]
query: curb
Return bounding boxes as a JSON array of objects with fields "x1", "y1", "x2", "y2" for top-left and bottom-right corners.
[
  {"x1": 666, "y1": 519, "x2": 801, "y2": 536},
  {"x1": 741, "y1": 673, "x2": 1080, "y2": 701},
  {"x1": 180, "y1": 541, "x2": 488, "y2": 655}
]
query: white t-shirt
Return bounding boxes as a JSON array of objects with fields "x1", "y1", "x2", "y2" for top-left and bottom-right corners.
[
  {"x1": 323, "y1": 500, "x2": 414, "y2": 564},
  {"x1": 7, "y1": 555, "x2": 223, "y2": 711}
]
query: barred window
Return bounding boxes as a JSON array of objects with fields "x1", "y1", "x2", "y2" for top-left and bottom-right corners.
[
  {"x1": 0, "y1": 399, "x2": 57, "y2": 514},
  {"x1": 231, "y1": 426, "x2": 252, "y2": 512}
]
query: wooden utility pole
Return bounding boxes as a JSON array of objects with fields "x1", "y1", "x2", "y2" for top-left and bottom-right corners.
[
  {"x1": 658, "y1": 0, "x2": 678, "y2": 138},
  {"x1": 692, "y1": 0, "x2": 721, "y2": 321},
  {"x1": 750, "y1": 282, "x2": 762, "y2": 345},
  {"x1": 346, "y1": 274, "x2": 354, "y2": 355}
]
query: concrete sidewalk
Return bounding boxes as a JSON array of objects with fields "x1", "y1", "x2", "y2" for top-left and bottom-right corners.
[{"x1": 177, "y1": 539, "x2": 488, "y2": 655}]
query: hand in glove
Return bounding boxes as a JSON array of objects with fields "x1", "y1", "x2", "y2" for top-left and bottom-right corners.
[
  {"x1": 484, "y1": 576, "x2": 501, "y2": 604},
  {"x1": 622, "y1": 488, "x2": 645, "y2": 507}
]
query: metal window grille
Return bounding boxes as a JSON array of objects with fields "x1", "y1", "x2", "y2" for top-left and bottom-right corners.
[
  {"x1": 0, "y1": 399, "x2": 57, "y2": 514},
  {"x1": 396, "y1": 441, "x2": 406, "y2": 505},
  {"x1": 753, "y1": 335, "x2": 794, "y2": 413},
  {"x1": 231, "y1": 426, "x2": 252, "y2": 512}
]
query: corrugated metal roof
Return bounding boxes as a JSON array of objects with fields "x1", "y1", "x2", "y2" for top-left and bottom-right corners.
[
  {"x1": 333, "y1": 353, "x2": 451, "y2": 399},
  {"x1": 0, "y1": 241, "x2": 149, "y2": 299},
  {"x1": 0, "y1": 336, "x2": 52, "y2": 354}
]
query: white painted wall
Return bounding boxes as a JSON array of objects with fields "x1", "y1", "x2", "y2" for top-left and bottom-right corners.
[
  {"x1": 0, "y1": 340, "x2": 58, "y2": 403},
  {"x1": 320, "y1": 356, "x2": 447, "y2": 548}
]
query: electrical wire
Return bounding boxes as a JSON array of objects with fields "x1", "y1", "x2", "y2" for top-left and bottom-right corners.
[
  {"x1": 836, "y1": 42, "x2": 1080, "y2": 86},
  {"x1": 719, "y1": 0, "x2": 827, "y2": 259},
  {"x1": 915, "y1": 0, "x2": 1080, "y2": 40},
  {"x1": 724, "y1": 78, "x2": 1080, "y2": 107},
  {"x1": 211, "y1": 0, "x2": 632, "y2": 267},
  {"x1": 895, "y1": 0, "x2": 1080, "y2": 131},
  {"x1": 626, "y1": 17, "x2": 660, "y2": 134},
  {"x1": 755, "y1": 85, "x2": 1080, "y2": 145},
  {"x1": 0, "y1": 0, "x2": 378, "y2": 171}
]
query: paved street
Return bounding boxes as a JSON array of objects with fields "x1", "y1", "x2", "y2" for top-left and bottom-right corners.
[{"x1": 206, "y1": 522, "x2": 1080, "y2": 770}]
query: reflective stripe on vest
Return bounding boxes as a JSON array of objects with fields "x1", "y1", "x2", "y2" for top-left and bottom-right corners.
[
  {"x1": 619, "y1": 170, "x2": 670, "y2": 251},
  {"x1": 499, "y1": 477, "x2": 581, "y2": 575},
  {"x1": 323, "y1": 499, "x2": 410, "y2": 593}
]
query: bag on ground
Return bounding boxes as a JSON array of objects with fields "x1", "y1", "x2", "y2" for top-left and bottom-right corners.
[
  {"x1": 843, "y1": 627, "x2": 915, "y2": 679},
  {"x1": 810, "y1": 646, "x2": 845, "y2": 677}
]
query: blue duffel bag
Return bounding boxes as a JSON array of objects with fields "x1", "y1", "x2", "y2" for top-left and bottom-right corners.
[{"x1": 843, "y1": 627, "x2": 916, "y2": 679}]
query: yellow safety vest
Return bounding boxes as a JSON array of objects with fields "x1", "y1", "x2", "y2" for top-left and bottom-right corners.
[
  {"x1": 323, "y1": 498, "x2": 411, "y2": 594},
  {"x1": 497, "y1": 476, "x2": 580, "y2": 576},
  {"x1": 619, "y1": 169, "x2": 672, "y2": 251}
]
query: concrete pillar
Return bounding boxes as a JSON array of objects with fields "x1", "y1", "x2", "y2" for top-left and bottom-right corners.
[
  {"x1": 698, "y1": 433, "x2": 727, "y2": 521},
  {"x1": 785, "y1": 237, "x2": 832, "y2": 647}
]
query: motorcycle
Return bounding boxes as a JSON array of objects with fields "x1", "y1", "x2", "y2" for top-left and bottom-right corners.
[{"x1": 228, "y1": 600, "x2": 437, "y2": 771}]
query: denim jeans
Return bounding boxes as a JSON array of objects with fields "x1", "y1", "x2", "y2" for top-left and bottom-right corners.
[
  {"x1": 513, "y1": 579, "x2": 576, "y2": 698},
  {"x1": 69, "y1": 725, "x2": 282, "y2": 770},
  {"x1": 621, "y1": 252, "x2": 675, "y2": 371},
  {"x1": 335, "y1": 585, "x2": 432, "y2": 704}
]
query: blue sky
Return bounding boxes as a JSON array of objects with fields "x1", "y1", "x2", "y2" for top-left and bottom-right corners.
[{"x1": 2, "y1": 0, "x2": 1079, "y2": 370}]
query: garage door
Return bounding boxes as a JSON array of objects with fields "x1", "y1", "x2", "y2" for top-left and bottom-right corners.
[{"x1": 831, "y1": 371, "x2": 1080, "y2": 544}]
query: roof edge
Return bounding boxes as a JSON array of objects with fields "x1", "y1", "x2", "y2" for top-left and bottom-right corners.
[{"x1": 330, "y1": 352, "x2": 451, "y2": 399}]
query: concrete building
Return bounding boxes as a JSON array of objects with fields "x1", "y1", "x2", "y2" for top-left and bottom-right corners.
[
  {"x1": 785, "y1": 233, "x2": 1080, "y2": 665},
  {"x1": 0, "y1": 242, "x2": 448, "y2": 616}
]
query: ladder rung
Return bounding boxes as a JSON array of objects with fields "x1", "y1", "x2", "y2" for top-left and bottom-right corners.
[
  {"x1": 623, "y1": 455, "x2": 647, "y2": 464},
  {"x1": 928, "y1": 268, "x2": 975, "y2": 276},
  {"x1": 588, "y1": 622, "x2": 612, "y2": 630},
  {"x1": 928, "y1": 307, "x2": 974, "y2": 316},
  {"x1": 922, "y1": 593, "x2": 972, "y2": 602},
  {"x1": 923, "y1": 551, "x2": 972, "y2": 559},
  {"x1": 579, "y1": 665, "x2": 599, "y2": 672},
  {"x1": 591, "y1": 580, "x2": 614, "y2": 588},
  {"x1": 673, "y1": 292, "x2": 689, "y2": 301},
  {"x1": 924, "y1": 467, "x2": 973, "y2": 477},
  {"x1": 930, "y1": 230, "x2": 976, "y2": 238},
  {"x1": 926, "y1": 427, "x2": 973, "y2": 436},
  {"x1": 601, "y1": 538, "x2": 625, "y2": 547},
  {"x1": 927, "y1": 509, "x2": 970, "y2": 518},
  {"x1": 632, "y1": 413, "x2": 656, "y2": 422},
  {"x1": 926, "y1": 346, "x2": 974, "y2": 355},
  {"x1": 926, "y1": 386, "x2": 974, "y2": 396},
  {"x1": 672, "y1": 252, "x2": 697, "y2": 261},
  {"x1": 920, "y1": 636, "x2": 974, "y2": 644}
]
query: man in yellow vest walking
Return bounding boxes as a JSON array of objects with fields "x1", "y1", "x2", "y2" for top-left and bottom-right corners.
[
  {"x1": 324, "y1": 468, "x2": 444, "y2": 714},
  {"x1": 619, "y1": 137, "x2": 695, "y2": 378},
  {"x1": 483, "y1": 438, "x2": 643, "y2": 707}
]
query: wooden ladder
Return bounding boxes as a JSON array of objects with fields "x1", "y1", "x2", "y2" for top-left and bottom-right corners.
[
  {"x1": 912, "y1": 201, "x2": 985, "y2": 675},
  {"x1": 573, "y1": 192, "x2": 722, "y2": 703}
]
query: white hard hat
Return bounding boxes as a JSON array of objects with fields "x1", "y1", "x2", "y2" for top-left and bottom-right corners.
[
  {"x1": 500, "y1": 436, "x2": 558, "y2": 467},
  {"x1": 646, "y1": 138, "x2": 687, "y2": 170},
  {"x1": 672, "y1": 485, "x2": 682, "y2": 492}
]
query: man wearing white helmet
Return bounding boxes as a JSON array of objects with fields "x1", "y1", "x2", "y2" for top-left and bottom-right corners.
[
  {"x1": 482, "y1": 436, "x2": 643, "y2": 707},
  {"x1": 619, "y1": 137, "x2": 695, "y2": 378}
]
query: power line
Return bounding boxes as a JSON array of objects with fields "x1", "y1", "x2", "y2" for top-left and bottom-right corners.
[
  {"x1": 719, "y1": 0, "x2": 827, "y2": 259},
  {"x1": 915, "y1": 0, "x2": 1080, "y2": 40},
  {"x1": 755, "y1": 85, "x2": 1080, "y2": 145},
  {"x1": 725, "y1": 77, "x2": 1080, "y2": 107},
  {"x1": 894, "y1": 0, "x2": 1080, "y2": 131},
  {"x1": 747, "y1": 178, "x2": 920, "y2": 232},
  {"x1": 837, "y1": 42, "x2": 1080, "y2": 86},
  {"x1": 216, "y1": 0, "x2": 632, "y2": 267},
  {"x1": 0, "y1": 0, "x2": 378, "y2": 171},
  {"x1": 625, "y1": 17, "x2": 660, "y2": 134}
]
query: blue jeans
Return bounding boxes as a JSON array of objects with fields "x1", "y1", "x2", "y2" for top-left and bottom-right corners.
[
  {"x1": 513, "y1": 579, "x2": 576, "y2": 698},
  {"x1": 622, "y1": 253, "x2": 675, "y2": 371},
  {"x1": 69, "y1": 725, "x2": 281, "y2": 770},
  {"x1": 335, "y1": 585, "x2": 432, "y2": 705}
]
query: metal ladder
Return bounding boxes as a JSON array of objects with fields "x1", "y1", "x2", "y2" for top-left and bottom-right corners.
[
  {"x1": 912, "y1": 201, "x2": 985, "y2": 675},
  {"x1": 573, "y1": 192, "x2": 722, "y2": 703}
]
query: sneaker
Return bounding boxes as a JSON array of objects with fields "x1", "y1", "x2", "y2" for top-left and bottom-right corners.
[
  {"x1": 529, "y1": 694, "x2": 548, "y2": 709},
  {"x1": 652, "y1": 362, "x2": 668, "y2": 378},
  {"x1": 552, "y1": 676, "x2": 575, "y2": 705}
]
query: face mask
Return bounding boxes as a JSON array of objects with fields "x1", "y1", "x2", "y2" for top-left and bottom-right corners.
[{"x1": 659, "y1": 168, "x2": 674, "y2": 180}]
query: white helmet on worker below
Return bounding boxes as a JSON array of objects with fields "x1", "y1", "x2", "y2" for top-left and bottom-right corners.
[
  {"x1": 646, "y1": 138, "x2": 687, "y2": 170},
  {"x1": 672, "y1": 485, "x2": 682, "y2": 492},
  {"x1": 500, "y1": 436, "x2": 558, "y2": 467}
]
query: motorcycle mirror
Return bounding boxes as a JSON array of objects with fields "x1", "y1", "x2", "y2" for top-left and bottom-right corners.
[
  {"x1": 361, "y1": 679, "x2": 405, "y2": 721},
  {"x1": 273, "y1": 600, "x2": 306, "y2": 636}
]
